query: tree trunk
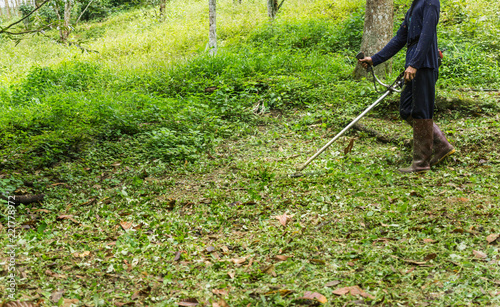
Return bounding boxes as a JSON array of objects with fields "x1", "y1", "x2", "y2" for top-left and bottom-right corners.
[
  {"x1": 5, "y1": 0, "x2": 11, "y2": 17},
  {"x1": 54, "y1": 0, "x2": 73, "y2": 43},
  {"x1": 159, "y1": 0, "x2": 165, "y2": 17},
  {"x1": 354, "y1": 0, "x2": 394, "y2": 79},
  {"x1": 267, "y1": 0, "x2": 278, "y2": 19},
  {"x1": 160, "y1": 0, "x2": 169, "y2": 18},
  {"x1": 207, "y1": 0, "x2": 217, "y2": 56}
]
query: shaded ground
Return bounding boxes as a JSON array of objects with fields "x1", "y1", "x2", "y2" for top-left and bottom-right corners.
[{"x1": 1, "y1": 90, "x2": 500, "y2": 306}]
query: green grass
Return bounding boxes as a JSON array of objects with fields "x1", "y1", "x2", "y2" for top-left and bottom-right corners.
[{"x1": 0, "y1": 0, "x2": 499, "y2": 305}]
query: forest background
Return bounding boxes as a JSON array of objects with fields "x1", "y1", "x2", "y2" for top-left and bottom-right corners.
[{"x1": 0, "y1": 0, "x2": 499, "y2": 306}]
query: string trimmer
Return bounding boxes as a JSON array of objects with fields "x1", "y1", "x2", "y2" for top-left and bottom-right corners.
[{"x1": 292, "y1": 52, "x2": 405, "y2": 176}]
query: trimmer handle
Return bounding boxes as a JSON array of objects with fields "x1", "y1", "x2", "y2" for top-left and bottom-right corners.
[
  {"x1": 356, "y1": 52, "x2": 365, "y2": 60},
  {"x1": 356, "y1": 51, "x2": 372, "y2": 72}
]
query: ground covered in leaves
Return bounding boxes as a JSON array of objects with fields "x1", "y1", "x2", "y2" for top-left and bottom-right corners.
[{"x1": 1, "y1": 88, "x2": 499, "y2": 306}]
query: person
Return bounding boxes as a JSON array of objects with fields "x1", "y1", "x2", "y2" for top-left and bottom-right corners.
[{"x1": 358, "y1": 0, "x2": 455, "y2": 173}]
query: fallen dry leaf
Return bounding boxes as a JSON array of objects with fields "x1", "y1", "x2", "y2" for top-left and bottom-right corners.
[
  {"x1": 177, "y1": 298, "x2": 199, "y2": 306},
  {"x1": 325, "y1": 280, "x2": 341, "y2": 287},
  {"x1": 424, "y1": 253, "x2": 437, "y2": 261},
  {"x1": 310, "y1": 259, "x2": 326, "y2": 265},
  {"x1": 72, "y1": 251, "x2": 91, "y2": 258},
  {"x1": 299, "y1": 291, "x2": 328, "y2": 304},
  {"x1": 404, "y1": 259, "x2": 428, "y2": 266},
  {"x1": 50, "y1": 289, "x2": 65, "y2": 303},
  {"x1": 473, "y1": 250, "x2": 487, "y2": 259},
  {"x1": 274, "y1": 255, "x2": 292, "y2": 261},
  {"x1": 215, "y1": 299, "x2": 229, "y2": 307},
  {"x1": 62, "y1": 298, "x2": 80, "y2": 307},
  {"x1": 273, "y1": 213, "x2": 293, "y2": 227},
  {"x1": 131, "y1": 286, "x2": 151, "y2": 300},
  {"x1": 423, "y1": 238, "x2": 437, "y2": 243},
  {"x1": 2, "y1": 301, "x2": 38, "y2": 307},
  {"x1": 174, "y1": 251, "x2": 182, "y2": 261},
  {"x1": 231, "y1": 257, "x2": 247, "y2": 265},
  {"x1": 332, "y1": 286, "x2": 375, "y2": 299},
  {"x1": 264, "y1": 289, "x2": 293, "y2": 297},
  {"x1": 212, "y1": 289, "x2": 228, "y2": 296},
  {"x1": 486, "y1": 234, "x2": 499, "y2": 244},
  {"x1": 46, "y1": 269, "x2": 68, "y2": 279},
  {"x1": 34, "y1": 209, "x2": 50, "y2": 213},
  {"x1": 52, "y1": 182, "x2": 68, "y2": 187},
  {"x1": 227, "y1": 271, "x2": 235, "y2": 279},
  {"x1": 57, "y1": 215, "x2": 79, "y2": 224},
  {"x1": 344, "y1": 137, "x2": 355, "y2": 155},
  {"x1": 120, "y1": 221, "x2": 133, "y2": 230},
  {"x1": 260, "y1": 264, "x2": 277, "y2": 276}
]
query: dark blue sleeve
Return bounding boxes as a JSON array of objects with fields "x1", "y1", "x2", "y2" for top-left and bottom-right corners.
[
  {"x1": 371, "y1": 19, "x2": 408, "y2": 67},
  {"x1": 407, "y1": 3, "x2": 439, "y2": 68}
]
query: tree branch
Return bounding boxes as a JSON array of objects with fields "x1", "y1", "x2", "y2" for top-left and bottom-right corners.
[
  {"x1": 0, "y1": 194, "x2": 45, "y2": 205},
  {"x1": 2, "y1": 25, "x2": 53, "y2": 36},
  {"x1": 277, "y1": 0, "x2": 286, "y2": 11},
  {"x1": 352, "y1": 123, "x2": 411, "y2": 148},
  {"x1": 0, "y1": 0, "x2": 51, "y2": 34},
  {"x1": 75, "y1": 0, "x2": 96, "y2": 26}
]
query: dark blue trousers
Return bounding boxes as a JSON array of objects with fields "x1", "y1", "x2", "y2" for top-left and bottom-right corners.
[{"x1": 400, "y1": 68, "x2": 439, "y2": 120}]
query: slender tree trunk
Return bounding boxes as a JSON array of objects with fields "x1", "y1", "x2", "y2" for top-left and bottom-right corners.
[
  {"x1": 62, "y1": 0, "x2": 73, "y2": 42},
  {"x1": 208, "y1": 0, "x2": 217, "y2": 56},
  {"x1": 159, "y1": 0, "x2": 166, "y2": 18},
  {"x1": 5, "y1": 0, "x2": 11, "y2": 17},
  {"x1": 267, "y1": 0, "x2": 277, "y2": 19},
  {"x1": 354, "y1": 0, "x2": 394, "y2": 79},
  {"x1": 54, "y1": 0, "x2": 73, "y2": 43}
]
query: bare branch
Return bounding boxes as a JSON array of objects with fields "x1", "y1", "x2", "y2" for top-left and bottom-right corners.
[
  {"x1": 352, "y1": 123, "x2": 411, "y2": 148},
  {"x1": 0, "y1": 0, "x2": 52, "y2": 34},
  {"x1": 75, "y1": 0, "x2": 96, "y2": 26},
  {"x1": 277, "y1": 0, "x2": 286, "y2": 11},
  {"x1": 2, "y1": 25, "x2": 53, "y2": 36}
]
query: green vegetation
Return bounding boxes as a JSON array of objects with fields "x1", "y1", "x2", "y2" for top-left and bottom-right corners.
[{"x1": 0, "y1": 0, "x2": 499, "y2": 306}]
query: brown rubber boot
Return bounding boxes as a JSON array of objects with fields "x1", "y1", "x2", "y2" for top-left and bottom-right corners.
[
  {"x1": 399, "y1": 119, "x2": 433, "y2": 173},
  {"x1": 430, "y1": 123, "x2": 456, "y2": 166}
]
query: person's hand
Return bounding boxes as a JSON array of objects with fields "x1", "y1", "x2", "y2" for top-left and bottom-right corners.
[
  {"x1": 358, "y1": 57, "x2": 373, "y2": 69},
  {"x1": 404, "y1": 66, "x2": 417, "y2": 82}
]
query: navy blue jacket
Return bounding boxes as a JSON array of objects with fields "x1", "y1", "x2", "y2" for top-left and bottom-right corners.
[{"x1": 372, "y1": 0, "x2": 440, "y2": 70}]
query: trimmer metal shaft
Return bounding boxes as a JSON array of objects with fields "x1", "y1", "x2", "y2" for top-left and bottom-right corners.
[
  {"x1": 295, "y1": 54, "x2": 405, "y2": 172},
  {"x1": 296, "y1": 90, "x2": 391, "y2": 171}
]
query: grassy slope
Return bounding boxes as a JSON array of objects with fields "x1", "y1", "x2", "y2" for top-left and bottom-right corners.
[{"x1": 0, "y1": 0, "x2": 500, "y2": 306}]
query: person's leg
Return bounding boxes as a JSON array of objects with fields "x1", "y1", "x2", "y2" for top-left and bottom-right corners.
[
  {"x1": 398, "y1": 69, "x2": 435, "y2": 173},
  {"x1": 430, "y1": 123, "x2": 456, "y2": 166},
  {"x1": 399, "y1": 69, "x2": 454, "y2": 171},
  {"x1": 402, "y1": 94, "x2": 455, "y2": 167}
]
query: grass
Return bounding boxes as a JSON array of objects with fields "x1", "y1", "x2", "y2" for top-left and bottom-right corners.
[
  {"x1": 0, "y1": 0, "x2": 499, "y2": 305},
  {"x1": 1, "y1": 103, "x2": 499, "y2": 306}
]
